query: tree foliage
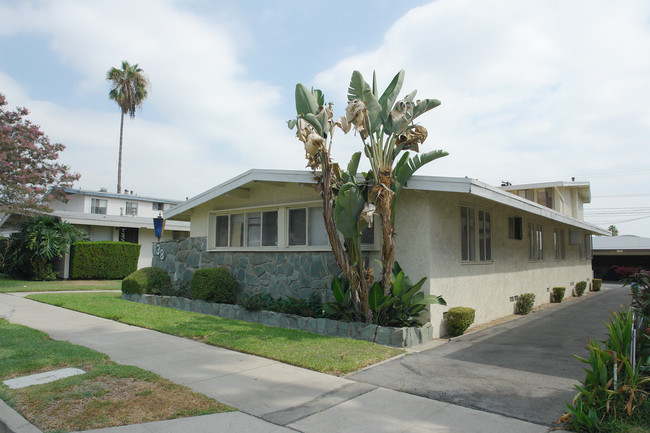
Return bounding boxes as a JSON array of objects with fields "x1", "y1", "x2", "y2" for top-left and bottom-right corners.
[
  {"x1": 608, "y1": 225, "x2": 619, "y2": 236},
  {"x1": 288, "y1": 70, "x2": 447, "y2": 323},
  {"x1": 106, "y1": 61, "x2": 150, "y2": 194},
  {"x1": 0, "y1": 93, "x2": 80, "y2": 214},
  {"x1": 4, "y1": 215, "x2": 88, "y2": 280}
]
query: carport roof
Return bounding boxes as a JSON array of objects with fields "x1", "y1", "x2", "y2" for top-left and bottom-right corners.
[
  {"x1": 164, "y1": 169, "x2": 608, "y2": 235},
  {"x1": 593, "y1": 235, "x2": 650, "y2": 251}
]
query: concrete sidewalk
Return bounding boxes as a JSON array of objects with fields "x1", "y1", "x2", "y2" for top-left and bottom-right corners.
[{"x1": 0, "y1": 293, "x2": 562, "y2": 433}]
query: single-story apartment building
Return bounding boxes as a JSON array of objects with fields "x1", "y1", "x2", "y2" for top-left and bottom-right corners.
[{"x1": 157, "y1": 169, "x2": 608, "y2": 337}]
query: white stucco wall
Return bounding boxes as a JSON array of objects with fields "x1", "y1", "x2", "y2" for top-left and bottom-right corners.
[{"x1": 394, "y1": 190, "x2": 593, "y2": 337}]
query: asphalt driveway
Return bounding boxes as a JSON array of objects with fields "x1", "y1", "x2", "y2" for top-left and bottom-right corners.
[{"x1": 348, "y1": 283, "x2": 630, "y2": 426}]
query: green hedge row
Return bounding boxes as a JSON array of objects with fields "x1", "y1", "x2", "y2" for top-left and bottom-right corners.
[{"x1": 70, "y1": 241, "x2": 140, "y2": 280}]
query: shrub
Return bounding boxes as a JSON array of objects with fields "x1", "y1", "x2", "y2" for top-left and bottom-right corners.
[
  {"x1": 564, "y1": 309, "x2": 649, "y2": 431},
  {"x1": 238, "y1": 293, "x2": 274, "y2": 312},
  {"x1": 575, "y1": 281, "x2": 587, "y2": 297},
  {"x1": 190, "y1": 267, "x2": 237, "y2": 304},
  {"x1": 592, "y1": 279, "x2": 602, "y2": 292},
  {"x1": 516, "y1": 293, "x2": 535, "y2": 315},
  {"x1": 446, "y1": 307, "x2": 475, "y2": 337},
  {"x1": 552, "y1": 287, "x2": 566, "y2": 303},
  {"x1": 70, "y1": 241, "x2": 140, "y2": 280},
  {"x1": 121, "y1": 267, "x2": 171, "y2": 295},
  {"x1": 3, "y1": 215, "x2": 87, "y2": 280},
  {"x1": 0, "y1": 237, "x2": 9, "y2": 273}
]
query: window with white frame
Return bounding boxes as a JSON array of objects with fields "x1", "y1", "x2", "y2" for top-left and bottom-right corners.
[
  {"x1": 554, "y1": 228, "x2": 566, "y2": 260},
  {"x1": 209, "y1": 204, "x2": 375, "y2": 250},
  {"x1": 528, "y1": 222, "x2": 543, "y2": 261},
  {"x1": 215, "y1": 210, "x2": 278, "y2": 248},
  {"x1": 152, "y1": 202, "x2": 165, "y2": 211},
  {"x1": 91, "y1": 198, "x2": 107, "y2": 215},
  {"x1": 126, "y1": 201, "x2": 138, "y2": 216},
  {"x1": 461, "y1": 205, "x2": 491, "y2": 262}
]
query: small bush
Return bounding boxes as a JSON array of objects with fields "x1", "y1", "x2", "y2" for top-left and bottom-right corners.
[
  {"x1": 446, "y1": 307, "x2": 475, "y2": 337},
  {"x1": 121, "y1": 267, "x2": 171, "y2": 295},
  {"x1": 70, "y1": 241, "x2": 140, "y2": 279},
  {"x1": 592, "y1": 279, "x2": 602, "y2": 292},
  {"x1": 516, "y1": 293, "x2": 535, "y2": 315},
  {"x1": 575, "y1": 281, "x2": 587, "y2": 297},
  {"x1": 238, "y1": 293, "x2": 274, "y2": 311},
  {"x1": 552, "y1": 287, "x2": 566, "y2": 303},
  {"x1": 190, "y1": 267, "x2": 237, "y2": 304}
]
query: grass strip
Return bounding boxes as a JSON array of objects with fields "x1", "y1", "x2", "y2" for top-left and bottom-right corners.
[
  {"x1": 27, "y1": 292, "x2": 403, "y2": 375},
  {"x1": 0, "y1": 274, "x2": 121, "y2": 293},
  {"x1": 0, "y1": 319, "x2": 234, "y2": 432}
]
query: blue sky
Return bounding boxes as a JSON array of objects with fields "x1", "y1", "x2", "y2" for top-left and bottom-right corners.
[{"x1": 1, "y1": 0, "x2": 650, "y2": 236}]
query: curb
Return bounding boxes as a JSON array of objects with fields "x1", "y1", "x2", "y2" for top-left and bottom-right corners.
[{"x1": 0, "y1": 399, "x2": 41, "y2": 433}]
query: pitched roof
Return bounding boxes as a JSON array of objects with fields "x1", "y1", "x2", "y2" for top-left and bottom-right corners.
[{"x1": 164, "y1": 169, "x2": 608, "y2": 235}]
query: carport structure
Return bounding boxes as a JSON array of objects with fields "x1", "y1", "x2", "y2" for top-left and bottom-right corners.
[{"x1": 592, "y1": 235, "x2": 650, "y2": 280}]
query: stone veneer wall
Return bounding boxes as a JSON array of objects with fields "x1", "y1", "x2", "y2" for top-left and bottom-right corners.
[
  {"x1": 122, "y1": 293, "x2": 433, "y2": 348},
  {"x1": 152, "y1": 237, "x2": 342, "y2": 301}
]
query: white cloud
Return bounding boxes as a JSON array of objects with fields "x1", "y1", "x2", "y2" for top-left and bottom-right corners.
[{"x1": 0, "y1": 0, "x2": 304, "y2": 200}]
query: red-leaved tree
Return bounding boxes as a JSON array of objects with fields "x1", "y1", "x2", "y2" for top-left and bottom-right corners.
[{"x1": 0, "y1": 93, "x2": 80, "y2": 214}]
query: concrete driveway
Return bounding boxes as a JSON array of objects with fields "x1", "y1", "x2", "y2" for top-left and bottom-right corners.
[{"x1": 348, "y1": 283, "x2": 630, "y2": 426}]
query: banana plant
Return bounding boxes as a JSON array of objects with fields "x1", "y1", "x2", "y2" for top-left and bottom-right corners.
[
  {"x1": 289, "y1": 70, "x2": 448, "y2": 322},
  {"x1": 338, "y1": 70, "x2": 448, "y2": 294}
]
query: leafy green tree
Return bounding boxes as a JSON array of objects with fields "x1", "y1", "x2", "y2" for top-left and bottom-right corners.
[
  {"x1": 106, "y1": 61, "x2": 150, "y2": 194},
  {"x1": 608, "y1": 225, "x2": 619, "y2": 236},
  {"x1": 0, "y1": 93, "x2": 79, "y2": 214},
  {"x1": 289, "y1": 70, "x2": 447, "y2": 323},
  {"x1": 4, "y1": 215, "x2": 88, "y2": 280}
]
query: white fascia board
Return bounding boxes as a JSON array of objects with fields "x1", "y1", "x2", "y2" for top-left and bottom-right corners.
[
  {"x1": 468, "y1": 179, "x2": 608, "y2": 235},
  {"x1": 164, "y1": 169, "x2": 607, "y2": 235},
  {"x1": 53, "y1": 211, "x2": 190, "y2": 231},
  {"x1": 501, "y1": 181, "x2": 590, "y2": 190},
  {"x1": 164, "y1": 169, "x2": 317, "y2": 220}
]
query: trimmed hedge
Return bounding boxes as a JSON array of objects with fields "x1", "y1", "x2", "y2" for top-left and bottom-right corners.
[
  {"x1": 190, "y1": 267, "x2": 237, "y2": 304},
  {"x1": 552, "y1": 287, "x2": 566, "y2": 303},
  {"x1": 122, "y1": 267, "x2": 171, "y2": 295},
  {"x1": 446, "y1": 307, "x2": 475, "y2": 337},
  {"x1": 575, "y1": 281, "x2": 587, "y2": 297},
  {"x1": 0, "y1": 237, "x2": 9, "y2": 273},
  {"x1": 70, "y1": 241, "x2": 140, "y2": 280},
  {"x1": 592, "y1": 279, "x2": 602, "y2": 292}
]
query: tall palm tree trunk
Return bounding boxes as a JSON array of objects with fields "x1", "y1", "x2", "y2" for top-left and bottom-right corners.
[{"x1": 117, "y1": 111, "x2": 124, "y2": 194}]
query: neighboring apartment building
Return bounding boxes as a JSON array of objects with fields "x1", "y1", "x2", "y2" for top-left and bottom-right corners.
[
  {"x1": 500, "y1": 180, "x2": 591, "y2": 220},
  {"x1": 1, "y1": 188, "x2": 190, "y2": 270}
]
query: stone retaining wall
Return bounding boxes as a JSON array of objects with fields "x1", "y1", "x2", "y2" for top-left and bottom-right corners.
[
  {"x1": 153, "y1": 237, "x2": 342, "y2": 301},
  {"x1": 122, "y1": 293, "x2": 433, "y2": 348}
]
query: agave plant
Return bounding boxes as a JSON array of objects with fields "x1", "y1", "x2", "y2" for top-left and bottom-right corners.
[{"x1": 288, "y1": 70, "x2": 447, "y2": 323}]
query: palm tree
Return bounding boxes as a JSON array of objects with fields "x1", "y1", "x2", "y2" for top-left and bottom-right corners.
[{"x1": 106, "y1": 61, "x2": 150, "y2": 194}]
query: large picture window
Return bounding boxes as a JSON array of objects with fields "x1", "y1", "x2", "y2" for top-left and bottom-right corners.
[
  {"x1": 209, "y1": 204, "x2": 375, "y2": 250},
  {"x1": 215, "y1": 211, "x2": 278, "y2": 248},
  {"x1": 461, "y1": 205, "x2": 491, "y2": 262}
]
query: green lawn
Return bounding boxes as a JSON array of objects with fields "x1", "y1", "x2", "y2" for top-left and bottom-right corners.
[
  {"x1": 27, "y1": 292, "x2": 403, "y2": 375},
  {"x1": 0, "y1": 274, "x2": 121, "y2": 293},
  {"x1": 0, "y1": 319, "x2": 233, "y2": 432}
]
